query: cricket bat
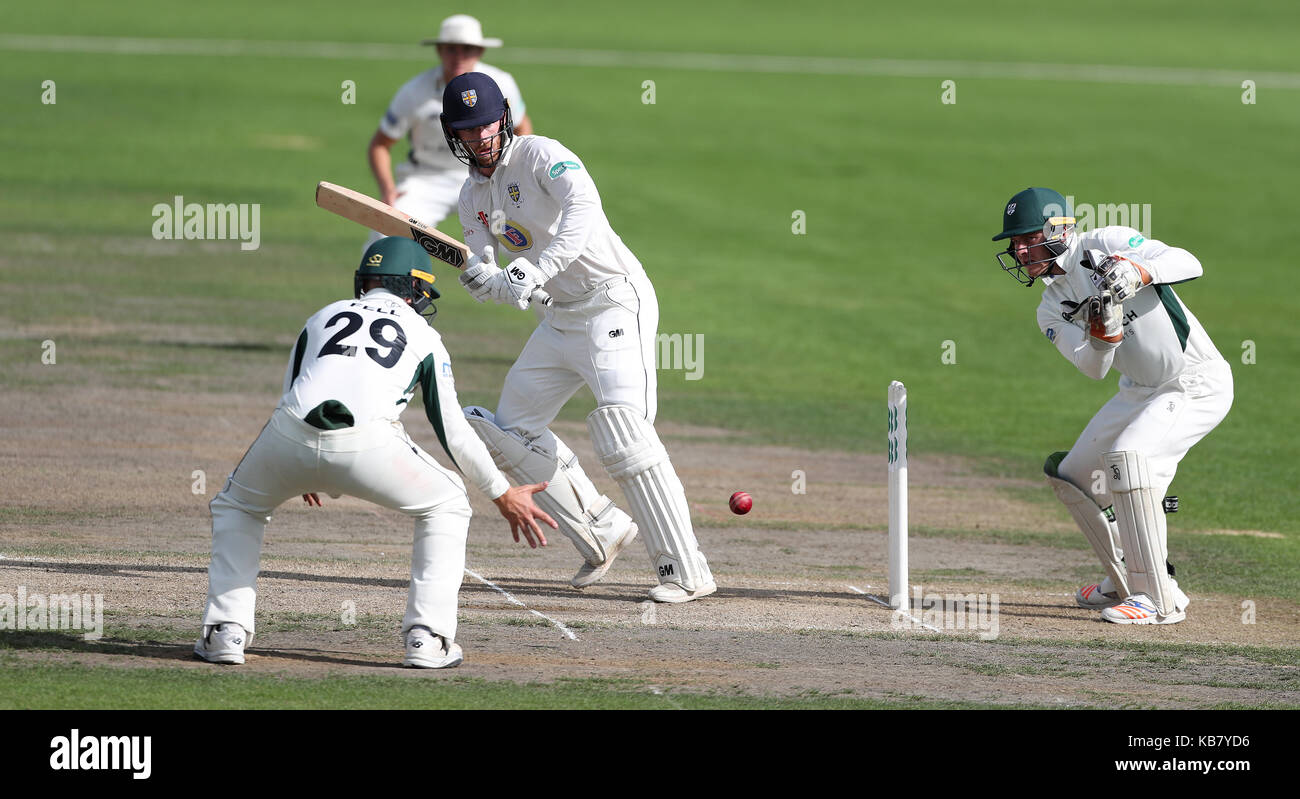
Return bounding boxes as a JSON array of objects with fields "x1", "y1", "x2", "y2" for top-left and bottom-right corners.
[{"x1": 315, "y1": 181, "x2": 551, "y2": 306}]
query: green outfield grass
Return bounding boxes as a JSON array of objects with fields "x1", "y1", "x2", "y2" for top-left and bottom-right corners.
[
  {"x1": 0, "y1": 658, "x2": 1016, "y2": 710},
  {"x1": 4, "y1": 634, "x2": 1295, "y2": 710},
  {"x1": 3, "y1": 0, "x2": 1297, "y2": 641}
]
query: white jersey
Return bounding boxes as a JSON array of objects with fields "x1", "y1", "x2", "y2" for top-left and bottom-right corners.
[
  {"x1": 379, "y1": 63, "x2": 527, "y2": 173},
  {"x1": 1036, "y1": 226, "x2": 1225, "y2": 388},
  {"x1": 279, "y1": 288, "x2": 509, "y2": 498},
  {"x1": 457, "y1": 135, "x2": 645, "y2": 302}
]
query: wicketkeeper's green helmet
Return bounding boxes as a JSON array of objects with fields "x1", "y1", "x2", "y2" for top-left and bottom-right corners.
[
  {"x1": 355, "y1": 237, "x2": 440, "y2": 318},
  {"x1": 992, "y1": 187, "x2": 1075, "y2": 287},
  {"x1": 992, "y1": 187, "x2": 1071, "y2": 241}
]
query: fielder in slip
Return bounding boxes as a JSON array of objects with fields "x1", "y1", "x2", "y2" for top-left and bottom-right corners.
[
  {"x1": 195, "y1": 237, "x2": 554, "y2": 669},
  {"x1": 441, "y1": 72, "x2": 717, "y2": 603},
  {"x1": 993, "y1": 187, "x2": 1233, "y2": 625}
]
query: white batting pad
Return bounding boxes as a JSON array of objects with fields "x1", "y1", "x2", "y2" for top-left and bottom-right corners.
[
  {"x1": 587, "y1": 404, "x2": 713, "y2": 591},
  {"x1": 1103, "y1": 450, "x2": 1178, "y2": 615},
  {"x1": 1047, "y1": 475, "x2": 1129, "y2": 599},
  {"x1": 464, "y1": 406, "x2": 630, "y2": 565}
]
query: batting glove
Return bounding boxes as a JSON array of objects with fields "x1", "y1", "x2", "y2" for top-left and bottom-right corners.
[
  {"x1": 494, "y1": 257, "x2": 548, "y2": 310},
  {"x1": 459, "y1": 248, "x2": 499, "y2": 304},
  {"x1": 1088, "y1": 254, "x2": 1147, "y2": 301}
]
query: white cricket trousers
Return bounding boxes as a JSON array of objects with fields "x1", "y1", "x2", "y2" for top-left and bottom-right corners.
[
  {"x1": 202, "y1": 407, "x2": 472, "y2": 641},
  {"x1": 495, "y1": 273, "x2": 659, "y2": 438},
  {"x1": 1058, "y1": 358, "x2": 1234, "y2": 505}
]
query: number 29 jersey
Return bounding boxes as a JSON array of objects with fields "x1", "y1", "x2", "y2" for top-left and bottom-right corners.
[{"x1": 277, "y1": 288, "x2": 508, "y2": 497}]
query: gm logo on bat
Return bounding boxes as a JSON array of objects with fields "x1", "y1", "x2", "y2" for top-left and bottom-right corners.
[{"x1": 410, "y1": 228, "x2": 464, "y2": 268}]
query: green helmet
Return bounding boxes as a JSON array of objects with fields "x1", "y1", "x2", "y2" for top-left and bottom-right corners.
[
  {"x1": 355, "y1": 237, "x2": 440, "y2": 318},
  {"x1": 992, "y1": 187, "x2": 1075, "y2": 287}
]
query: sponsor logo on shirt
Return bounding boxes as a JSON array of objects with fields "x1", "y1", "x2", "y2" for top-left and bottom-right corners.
[
  {"x1": 495, "y1": 220, "x2": 534, "y2": 252},
  {"x1": 1045, "y1": 328, "x2": 1056, "y2": 342},
  {"x1": 548, "y1": 160, "x2": 582, "y2": 179},
  {"x1": 1128, "y1": 235, "x2": 1145, "y2": 247}
]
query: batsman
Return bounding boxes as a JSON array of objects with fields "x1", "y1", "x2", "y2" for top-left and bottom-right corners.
[
  {"x1": 440, "y1": 72, "x2": 716, "y2": 603},
  {"x1": 993, "y1": 187, "x2": 1233, "y2": 625}
]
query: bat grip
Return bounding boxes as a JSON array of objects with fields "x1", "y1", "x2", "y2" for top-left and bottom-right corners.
[{"x1": 530, "y1": 288, "x2": 553, "y2": 307}]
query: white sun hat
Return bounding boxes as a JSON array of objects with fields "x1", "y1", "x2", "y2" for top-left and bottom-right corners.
[{"x1": 421, "y1": 15, "x2": 503, "y2": 48}]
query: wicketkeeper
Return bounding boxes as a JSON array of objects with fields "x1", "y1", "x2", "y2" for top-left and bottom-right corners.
[{"x1": 993, "y1": 187, "x2": 1233, "y2": 625}]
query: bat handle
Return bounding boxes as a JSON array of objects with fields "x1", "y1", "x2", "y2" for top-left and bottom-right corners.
[{"x1": 531, "y1": 288, "x2": 553, "y2": 308}]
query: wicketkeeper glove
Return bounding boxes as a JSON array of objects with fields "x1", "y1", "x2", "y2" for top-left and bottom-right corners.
[
  {"x1": 1086, "y1": 251, "x2": 1147, "y2": 301},
  {"x1": 1062, "y1": 293, "x2": 1124, "y2": 351}
]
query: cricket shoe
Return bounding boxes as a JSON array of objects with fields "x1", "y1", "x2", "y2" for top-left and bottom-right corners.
[
  {"x1": 648, "y1": 580, "x2": 717, "y2": 604},
  {"x1": 1076, "y1": 576, "x2": 1122, "y2": 608},
  {"x1": 1101, "y1": 593, "x2": 1186, "y2": 625},
  {"x1": 194, "y1": 623, "x2": 249, "y2": 664},
  {"x1": 403, "y1": 626, "x2": 463, "y2": 669},
  {"x1": 571, "y1": 523, "x2": 639, "y2": 589}
]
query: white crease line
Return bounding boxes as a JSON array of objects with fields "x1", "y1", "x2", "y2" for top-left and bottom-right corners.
[
  {"x1": 2, "y1": 35, "x2": 1297, "y2": 89},
  {"x1": 464, "y1": 567, "x2": 578, "y2": 641},
  {"x1": 847, "y1": 583, "x2": 940, "y2": 633}
]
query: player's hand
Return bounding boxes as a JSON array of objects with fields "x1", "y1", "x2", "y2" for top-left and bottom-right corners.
[
  {"x1": 1088, "y1": 254, "x2": 1147, "y2": 301},
  {"x1": 492, "y1": 482, "x2": 557, "y2": 548},
  {"x1": 495, "y1": 257, "x2": 547, "y2": 310},
  {"x1": 302, "y1": 493, "x2": 322, "y2": 507},
  {"x1": 460, "y1": 260, "x2": 501, "y2": 304},
  {"x1": 1084, "y1": 292, "x2": 1124, "y2": 350}
]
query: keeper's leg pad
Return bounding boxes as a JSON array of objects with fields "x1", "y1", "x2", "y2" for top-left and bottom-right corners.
[
  {"x1": 1045, "y1": 473, "x2": 1130, "y2": 600},
  {"x1": 587, "y1": 405, "x2": 713, "y2": 591},
  {"x1": 1102, "y1": 450, "x2": 1180, "y2": 616},
  {"x1": 463, "y1": 406, "x2": 631, "y2": 565}
]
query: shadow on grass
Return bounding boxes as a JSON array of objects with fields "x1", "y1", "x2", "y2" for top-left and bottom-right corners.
[
  {"x1": 2, "y1": 559, "x2": 1085, "y2": 621},
  {"x1": 0, "y1": 629, "x2": 400, "y2": 670}
]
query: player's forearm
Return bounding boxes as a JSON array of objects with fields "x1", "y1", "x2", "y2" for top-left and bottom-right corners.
[
  {"x1": 1055, "y1": 325, "x2": 1115, "y2": 380},
  {"x1": 424, "y1": 361, "x2": 511, "y2": 498},
  {"x1": 440, "y1": 412, "x2": 511, "y2": 498},
  {"x1": 367, "y1": 143, "x2": 396, "y2": 201}
]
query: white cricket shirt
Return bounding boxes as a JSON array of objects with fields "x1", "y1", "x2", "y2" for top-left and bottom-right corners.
[
  {"x1": 457, "y1": 135, "x2": 646, "y2": 302},
  {"x1": 279, "y1": 289, "x2": 510, "y2": 498},
  {"x1": 1036, "y1": 226, "x2": 1225, "y2": 388}
]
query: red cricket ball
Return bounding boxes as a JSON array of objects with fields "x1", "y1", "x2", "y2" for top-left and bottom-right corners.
[{"x1": 729, "y1": 491, "x2": 753, "y2": 515}]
